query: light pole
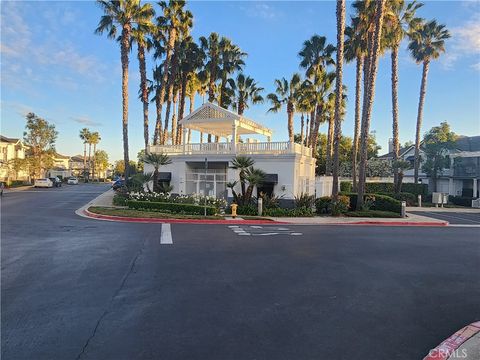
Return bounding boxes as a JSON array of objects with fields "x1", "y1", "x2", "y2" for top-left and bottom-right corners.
[{"x1": 204, "y1": 157, "x2": 208, "y2": 217}]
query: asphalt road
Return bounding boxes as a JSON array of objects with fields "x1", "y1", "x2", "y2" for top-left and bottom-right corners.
[
  {"x1": 409, "y1": 210, "x2": 480, "y2": 225},
  {"x1": 2, "y1": 184, "x2": 479, "y2": 360}
]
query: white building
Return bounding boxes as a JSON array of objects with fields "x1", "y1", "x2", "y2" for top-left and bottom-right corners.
[
  {"x1": 146, "y1": 103, "x2": 316, "y2": 206},
  {"x1": 0, "y1": 135, "x2": 28, "y2": 182}
]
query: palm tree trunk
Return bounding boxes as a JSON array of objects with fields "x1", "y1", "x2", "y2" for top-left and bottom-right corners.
[
  {"x1": 87, "y1": 143, "x2": 92, "y2": 180},
  {"x1": 155, "y1": 88, "x2": 163, "y2": 147},
  {"x1": 300, "y1": 113, "x2": 304, "y2": 145},
  {"x1": 287, "y1": 101, "x2": 294, "y2": 143},
  {"x1": 138, "y1": 44, "x2": 149, "y2": 152},
  {"x1": 331, "y1": 0, "x2": 346, "y2": 198},
  {"x1": 171, "y1": 95, "x2": 178, "y2": 145},
  {"x1": 326, "y1": 115, "x2": 334, "y2": 175},
  {"x1": 310, "y1": 105, "x2": 322, "y2": 153},
  {"x1": 308, "y1": 108, "x2": 316, "y2": 148},
  {"x1": 92, "y1": 144, "x2": 97, "y2": 181},
  {"x1": 189, "y1": 93, "x2": 200, "y2": 143},
  {"x1": 83, "y1": 143, "x2": 87, "y2": 181},
  {"x1": 164, "y1": 98, "x2": 172, "y2": 144},
  {"x1": 357, "y1": 0, "x2": 385, "y2": 210},
  {"x1": 305, "y1": 115, "x2": 309, "y2": 147},
  {"x1": 352, "y1": 55, "x2": 363, "y2": 192},
  {"x1": 414, "y1": 60, "x2": 430, "y2": 183},
  {"x1": 121, "y1": 26, "x2": 131, "y2": 178},
  {"x1": 178, "y1": 75, "x2": 188, "y2": 145},
  {"x1": 391, "y1": 45, "x2": 401, "y2": 192},
  {"x1": 238, "y1": 100, "x2": 245, "y2": 116}
]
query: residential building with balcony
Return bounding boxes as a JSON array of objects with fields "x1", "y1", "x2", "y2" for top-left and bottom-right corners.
[
  {"x1": 145, "y1": 103, "x2": 316, "y2": 205},
  {"x1": 0, "y1": 135, "x2": 28, "y2": 182}
]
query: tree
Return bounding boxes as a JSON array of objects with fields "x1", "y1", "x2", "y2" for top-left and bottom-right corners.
[
  {"x1": 384, "y1": 0, "x2": 422, "y2": 192},
  {"x1": 331, "y1": 0, "x2": 346, "y2": 199},
  {"x1": 137, "y1": 149, "x2": 145, "y2": 172},
  {"x1": 23, "y1": 113, "x2": 58, "y2": 179},
  {"x1": 422, "y1": 122, "x2": 457, "y2": 192},
  {"x1": 114, "y1": 160, "x2": 138, "y2": 177},
  {"x1": 267, "y1": 74, "x2": 302, "y2": 143},
  {"x1": 131, "y1": 7, "x2": 155, "y2": 152},
  {"x1": 94, "y1": 150, "x2": 109, "y2": 180},
  {"x1": 356, "y1": 0, "x2": 386, "y2": 210},
  {"x1": 244, "y1": 167, "x2": 266, "y2": 204},
  {"x1": 218, "y1": 37, "x2": 246, "y2": 110},
  {"x1": 228, "y1": 73, "x2": 264, "y2": 116},
  {"x1": 230, "y1": 155, "x2": 255, "y2": 201},
  {"x1": 96, "y1": 0, "x2": 154, "y2": 179},
  {"x1": 408, "y1": 19, "x2": 450, "y2": 183},
  {"x1": 89, "y1": 132, "x2": 101, "y2": 180},
  {"x1": 79, "y1": 128, "x2": 91, "y2": 181},
  {"x1": 142, "y1": 152, "x2": 172, "y2": 192}
]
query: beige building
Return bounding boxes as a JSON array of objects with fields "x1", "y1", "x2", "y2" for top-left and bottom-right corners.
[{"x1": 0, "y1": 135, "x2": 28, "y2": 182}]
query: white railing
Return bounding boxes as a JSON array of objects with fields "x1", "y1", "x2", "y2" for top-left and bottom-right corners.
[{"x1": 149, "y1": 141, "x2": 312, "y2": 157}]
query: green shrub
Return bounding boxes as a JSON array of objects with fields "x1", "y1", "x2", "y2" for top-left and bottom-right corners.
[
  {"x1": 340, "y1": 181, "x2": 353, "y2": 193},
  {"x1": 236, "y1": 204, "x2": 258, "y2": 216},
  {"x1": 399, "y1": 183, "x2": 428, "y2": 197},
  {"x1": 331, "y1": 195, "x2": 350, "y2": 216},
  {"x1": 339, "y1": 192, "x2": 358, "y2": 210},
  {"x1": 294, "y1": 192, "x2": 315, "y2": 209},
  {"x1": 371, "y1": 194, "x2": 402, "y2": 213},
  {"x1": 127, "y1": 200, "x2": 216, "y2": 215},
  {"x1": 378, "y1": 192, "x2": 417, "y2": 206},
  {"x1": 263, "y1": 207, "x2": 314, "y2": 217},
  {"x1": 345, "y1": 210, "x2": 401, "y2": 218},
  {"x1": 448, "y1": 196, "x2": 472, "y2": 207},
  {"x1": 113, "y1": 194, "x2": 127, "y2": 206},
  {"x1": 364, "y1": 182, "x2": 395, "y2": 194},
  {"x1": 315, "y1": 196, "x2": 332, "y2": 214}
]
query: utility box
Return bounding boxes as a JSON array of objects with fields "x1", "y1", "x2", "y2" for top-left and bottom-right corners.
[
  {"x1": 432, "y1": 192, "x2": 448, "y2": 207},
  {"x1": 472, "y1": 198, "x2": 480, "y2": 208}
]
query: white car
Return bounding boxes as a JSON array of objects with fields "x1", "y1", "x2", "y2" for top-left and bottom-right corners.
[
  {"x1": 34, "y1": 178, "x2": 53, "y2": 188},
  {"x1": 67, "y1": 177, "x2": 79, "y2": 185}
]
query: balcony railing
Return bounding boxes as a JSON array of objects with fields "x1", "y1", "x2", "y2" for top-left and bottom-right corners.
[{"x1": 148, "y1": 141, "x2": 312, "y2": 157}]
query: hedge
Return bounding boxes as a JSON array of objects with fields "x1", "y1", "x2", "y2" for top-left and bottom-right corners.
[
  {"x1": 448, "y1": 196, "x2": 473, "y2": 207},
  {"x1": 315, "y1": 195, "x2": 349, "y2": 215},
  {"x1": 339, "y1": 182, "x2": 427, "y2": 197},
  {"x1": 263, "y1": 207, "x2": 314, "y2": 217},
  {"x1": 113, "y1": 194, "x2": 128, "y2": 206},
  {"x1": 377, "y1": 192, "x2": 417, "y2": 206},
  {"x1": 127, "y1": 200, "x2": 216, "y2": 215},
  {"x1": 340, "y1": 181, "x2": 353, "y2": 193},
  {"x1": 340, "y1": 192, "x2": 402, "y2": 214}
]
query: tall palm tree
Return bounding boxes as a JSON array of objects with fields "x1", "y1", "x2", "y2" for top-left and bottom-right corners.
[
  {"x1": 296, "y1": 80, "x2": 316, "y2": 146},
  {"x1": 357, "y1": 0, "x2": 387, "y2": 209},
  {"x1": 199, "y1": 32, "x2": 221, "y2": 143},
  {"x1": 344, "y1": 17, "x2": 366, "y2": 192},
  {"x1": 149, "y1": 64, "x2": 164, "y2": 143},
  {"x1": 331, "y1": 0, "x2": 346, "y2": 198},
  {"x1": 385, "y1": 0, "x2": 422, "y2": 191},
  {"x1": 95, "y1": 0, "x2": 154, "y2": 179},
  {"x1": 231, "y1": 155, "x2": 255, "y2": 199},
  {"x1": 218, "y1": 37, "x2": 246, "y2": 109},
  {"x1": 244, "y1": 167, "x2": 266, "y2": 205},
  {"x1": 89, "y1": 132, "x2": 101, "y2": 180},
  {"x1": 267, "y1": 73, "x2": 302, "y2": 143},
  {"x1": 154, "y1": 0, "x2": 192, "y2": 145},
  {"x1": 131, "y1": 8, "x2": 155, "y2": 152},
  {"x1": 79, "y1": 128, "x2": 91, "y2": 181},
  {"x1": 227, "y1": 73, "x2": 264, "y2": 116},
  {"x1": 142, "y1": 152, "x2": 172, "y2": 192},
  {"x1": 408, "y1": 19, "x2": 450, "y2": 183}
]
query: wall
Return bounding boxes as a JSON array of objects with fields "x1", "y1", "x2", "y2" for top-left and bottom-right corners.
[{"x1": 315, "y1": 176, "x2": 334, "y2": 197}]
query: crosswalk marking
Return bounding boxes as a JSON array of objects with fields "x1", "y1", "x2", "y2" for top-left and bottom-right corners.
[{"x1": 160, "y1": 224, "x2": 173, "y2": 244}]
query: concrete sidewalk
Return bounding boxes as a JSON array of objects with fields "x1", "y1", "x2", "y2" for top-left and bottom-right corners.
[
  {"x1": 85, "y1": 188, "x2": 115, "y2": 207},
  {"x1": 407, "y1": 206, "x2": 480, "y2": 213}
]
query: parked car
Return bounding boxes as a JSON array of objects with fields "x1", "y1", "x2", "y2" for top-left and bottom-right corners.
[
  {"x1": 34, "y1": 178, "x2": 53, "y2": 188},
  {"x1": 67, "y1": 177, "x2": 79, "y2": 185},
  {"x1": 112, "y1": 179, "x2": 125, "y2": 190},
  {"x1": 49, "y1": 177, "x2": 62, "y2": 187}
]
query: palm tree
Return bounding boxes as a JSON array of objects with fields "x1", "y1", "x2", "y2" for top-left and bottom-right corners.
[
  {"x1": 142, "y1": 152, "x2": 172, "y2": 192},
  {"x1": 231, "y1": 155, "x2": 254, "y2": 200},
  {"x1": 218, "y1": 37, "x2": 246, "y2": 109},
  {"x1": 244, "y1": 167, "x2": 266, "y2": 204},
  {"x1": 154, "y1": 0, "x2": 192, "y2": 145},
  {"x1": 408, "y1": 19, "x2": 450, "y2": 183},
  {"x1": 267, "y1": 73, "x2": 302, "y2": 143},
  {"x1": 79, "y1": 128, "x2": 91, "y2": 181},
  {"x1": 331, "y1": 0, "x2": 346, "y2": 198},
  {"x1": 228, "y1": 73, "x2": 264, "y2": 116},
  {"x1": 385, "y1": 0, "x2": 422, "y2": 191},
  {"x1": 344, "y1": 17, "x2": 367, "y2": 192},
  {"x1": 149, "y1": 64, "x2": 164, "y2": 143},
  {"x1": 296, "y1": 80, "x2": 316, "y2": 146},
  {"x1": 96, "y1": 0, "x2": 154, "y2": 179},
  {"x1": 357, "y1": 0, "x2": 387, "y2": 209},
  {"x1": 89, "y1": 132, "x2": 101, "y2": 181},
  {"x1": 131, "y1": 8, "x2": 155, "y2": 152}
]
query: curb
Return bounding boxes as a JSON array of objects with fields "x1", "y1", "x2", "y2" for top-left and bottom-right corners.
[
  {"x1": 81, "y1": 208, "x2": 448, "y2": 226},
  {"x1": 423, "y1": 321, "x2": 480, "y2": 360}
]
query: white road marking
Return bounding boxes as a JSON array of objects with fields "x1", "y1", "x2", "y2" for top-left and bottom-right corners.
[
  {"x1": 238, "y1": 233, "x2": 251, "y2": 235},
  {"x1": 291, "y1": 233, "x2": 303, "y2": 236},
  {"x1": 250, "y1": 226, "x2": 263, "y2": 229},
  {"x1": 257, "y1": 233, "x2": 279, "y2": 236},
  {"x1": 160, "y1": 224, "x2": 173, "y2": 244},
  {"x1": 228, "y1": 225, "x2": 240, "y2": 228},
  {"x1": 275, "y1": 227, "x2": 289, "y2": 231}
]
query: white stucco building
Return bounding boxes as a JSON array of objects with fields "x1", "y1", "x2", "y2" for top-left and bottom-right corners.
[{"x1": 145, "y1": 103, "x2": 316, "y2": 205}]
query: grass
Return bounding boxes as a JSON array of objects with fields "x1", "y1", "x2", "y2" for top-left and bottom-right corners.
[{"x1": 344, "y1": 210, "x2": 402, "y2": 218}]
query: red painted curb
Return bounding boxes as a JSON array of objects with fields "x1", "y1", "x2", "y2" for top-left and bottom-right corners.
[
  {"x1": 82, "y1": 209, "x2": 448, "y2": 226},
  {"x1": 423, "y1": 321, "x2": 480, "y2": 360},
  {"x1": 83, "y1": 209, "x2": 284, "y2": 225}
]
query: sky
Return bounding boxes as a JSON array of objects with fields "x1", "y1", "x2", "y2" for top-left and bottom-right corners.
[{"x1": 1, "y1": 0, "x2": 479, "y2": 162}]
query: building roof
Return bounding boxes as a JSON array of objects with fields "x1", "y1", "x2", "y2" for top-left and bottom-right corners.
[
  {"x1": 70, "y1": 155, "x2": 84, "y2": 162},
  {"x1": 54, "y1": 152, "x2": 70, "y2": 159},
  {"x1": 0, "y1": 135, "x2": 21, "y2": 144},
  {"x1": 453, "y1": 136, "x2": 480, "y2": 152},
  {"x1": 378, "y1": 145, "x2": 414, "y2": 159},
  {"x1": 179, "y1": 102, "x2": 272, "y2": 138}
]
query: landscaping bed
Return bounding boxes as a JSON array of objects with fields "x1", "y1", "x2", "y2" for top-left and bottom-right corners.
[
  {"x1": 88, "y1": 206, "x2": 223, "y2": 220},
  {"x1": 344, "y1": 210, "x2": 401, "y2": 218}
]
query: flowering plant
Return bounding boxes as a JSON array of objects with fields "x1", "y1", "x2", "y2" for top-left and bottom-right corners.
[{"x1": 127, "y1": 191, "x2": 227, "y2": 209}]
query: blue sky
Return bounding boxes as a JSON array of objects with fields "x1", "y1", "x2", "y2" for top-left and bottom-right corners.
[{"x1": 1, "y1": 0, "x2": 479, "y2": 162}]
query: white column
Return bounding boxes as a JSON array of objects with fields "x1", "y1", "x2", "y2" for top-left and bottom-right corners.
[
  {"x1": 474, "y1": 178, "x2": 478, "y2": 198},
  {"x1": 182, "y1": 128, "x2": 188, "y2": 154},
  {"x1": 448, "y1": 177, "x2": 454, "y2": 196},
  {"x1": 231, "y1": 122, "x2": 237, "y2": 153}
]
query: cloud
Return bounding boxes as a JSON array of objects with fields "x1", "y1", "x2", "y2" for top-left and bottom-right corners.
[
  {"x1": 240, "y1": 2, "x2": 282, "y2": 20},
  {"x1": 70, "y1": 116, "x2": 102, "y2": 127},
  {"x1": 441, "y1": 13, "x2": 480, "y2": 70}
]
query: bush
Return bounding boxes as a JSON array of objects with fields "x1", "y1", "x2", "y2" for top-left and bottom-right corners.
[
  {"x1": 263, "y1": 207, "x2": 314, "y2": 217},
  {"x1": 364, "y1": 182, "x2": 395, "y2": 194},
  {"x1": 236, "y1": 204, "x2": 258, "y2": 216},
  {"x1": 331, "y1": 195, "x2": 350, "y2": 216},
  {"x1": 339, "y1": 192, "x2": 402, "y2": 214},
  {"x1": 113, "y1": 194, "x2": 127, "y2": 206},
  {"x1": 294, "y1": 192, "x2": 315, "y2": 209},
  {"x1": 345, "y1": 210, "x2": 401, "y2": 218},
  {"x1": 398, "y1": 183, "x2": 428, "y2": 197},
  {"x1": 378, "y1": 192, "x2": 417, "y2": 206},
  {"x1": 315, "y1": 196, "x2": 332, "y2": 214},
  {"x1": 340, "y1": 181, "x2": 352, "y2": 193},
  {"x1": 127, "y1": 200, "x2": 216, "y2": 215},
  {"x1": 448, "y1": 196, "x2": 473, "y2": 207}
]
